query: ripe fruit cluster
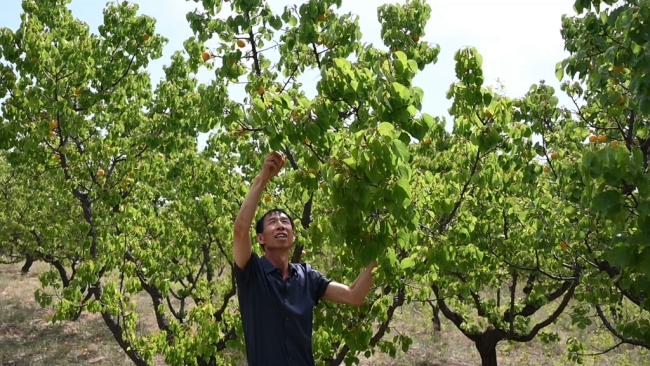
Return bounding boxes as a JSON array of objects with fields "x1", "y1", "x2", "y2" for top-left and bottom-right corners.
[{"x1": 588, "y1": 135, "x2": 607, "y2": 144}]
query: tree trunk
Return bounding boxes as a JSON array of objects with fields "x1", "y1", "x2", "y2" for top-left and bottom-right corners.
[
  {"x1": 431, "y1": 304, "x2": 441, "y2": 331},
  {"x1": 290, "y1": 244, "x2": 304, "y2": 263},
  {"x1": 21, "y1": 253, "x2": 34, "y2": 274},
  {"x1": 475, "y1": 335, "x2": 499, "y2": 366}
]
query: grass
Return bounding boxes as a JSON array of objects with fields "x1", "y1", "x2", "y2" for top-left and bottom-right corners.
[{"x1": 1, "y1": 262, "x2": 649, "y2": 366}]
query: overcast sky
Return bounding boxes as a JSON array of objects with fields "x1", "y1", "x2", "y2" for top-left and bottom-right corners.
[{"x1": 0, "y1": 0, "x2": 578, "y2": 149}]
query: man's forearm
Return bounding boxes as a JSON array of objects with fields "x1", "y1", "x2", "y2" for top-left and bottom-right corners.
[
  {"x1": 234, "y1": 175, "x2": 267, "y2": 231},
  {"x1": 349, "y1": 261, "x2": 377, "y2": 304}
]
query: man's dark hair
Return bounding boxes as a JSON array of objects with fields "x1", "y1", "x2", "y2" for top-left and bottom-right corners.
[{"x1": 255, "y1": 208, "x2": 295, "y2": 234}]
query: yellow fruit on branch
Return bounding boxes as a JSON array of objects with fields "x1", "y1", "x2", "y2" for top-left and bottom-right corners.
[
  {"x1": 301, "y1": 250, "x2": 306, "y2": 259},
  {"x1": 264, "y1": 195, "x2": 272, "y2": 203},
  {"x1": 423, "y1": 139, "x2": 431, "y2": 146},
  {"x1": 237, "y1": 39, "x2": 246, "y2": 48},
  {"x1": 74, "y1": 89, "x2": 81, "y2": 96},
  {"x1": 97, "y1": 169, "x2": 105, "y2": 177},
  {"x1": 319, "y1": 182, "x2": 325, "y2": 188},
  {"x1": 308, "y1": 168, "x2": 317, "y2": 174},
  {"x1": 543, "y1": 165, "x2": 550, "y2": 173},
  {"x1": 611, "y1": 140, "x2": 619, "y2": 147},
  {"x1": 54, "y1": 155, "x2": 61, "y2": 161},
  {"x1": 317, "y1": 14, "x2": 325, "y2": 22},
  {"x1": 588, "y1": 135, "x2": 597, "y2": 143},
  {"x1": 49, "y1": 120, "x2": 58, "y2": 129},
  {"x1": 615, "y1": 95, "x2": 624, "y2": 106},
  {"x1": 596, "y1": 135, "x2": 606, "y2": 143},
  {"x1": 256, "y1": 86, "x2": 265, "y2": 95},
  {"x1": 411, "y1": 34, "x2": 419, "y2": 42},
  {"x1": 561, "y1": 241, "x2": 568, "y2": 249},
  {"x1": 612, "y1": 64, "x2": 625, "y2": 73},
  {"x1": 550, "y1": 152, "x2": 559, "y2": 160},
  {"x1": 201, "y1": 52, "x2": 211, "y2": 62},
  {"x1": 143, "y1": 34, "x2": 150, "y2": 41}
]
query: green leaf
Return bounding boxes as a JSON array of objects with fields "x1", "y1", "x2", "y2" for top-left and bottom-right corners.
[
  {"x1": 400, "y1": 257, "x2": 415, "y2": 269},
  {"x1": 605, "y1": 245, "x2": 631, "y2": 268},
  {"x1": 390, "y1": 139, "x2": 410, "y2": 162},
  {"x1": 377, "y1": 122, "x2": 395, "y2": 136},
  {"x1": 390, "y1": 82, "x2": 411, "y2": 103},
  {"x1": 395, "y1": 177, "x2": 411, "y2": 198},
  {"x1": 591, "y1": 189, "x2": 623, "y2": 213},
  {"x1": 555, "y1": 61, "x2": 564, "y2": 81}
]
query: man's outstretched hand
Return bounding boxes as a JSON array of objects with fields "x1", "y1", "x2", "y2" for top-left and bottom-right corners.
[{"x1": 259, "y1": 151, "x2": 285, "y2": 182}]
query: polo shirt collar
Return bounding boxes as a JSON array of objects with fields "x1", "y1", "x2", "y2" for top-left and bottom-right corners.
[{"x1": 260, "y1": 255, "x2": 298, "y2": 276}]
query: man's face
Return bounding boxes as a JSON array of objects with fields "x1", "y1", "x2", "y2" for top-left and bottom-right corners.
[{"x1": 257, "y1": 211, "x2": 295, "y2": 250}]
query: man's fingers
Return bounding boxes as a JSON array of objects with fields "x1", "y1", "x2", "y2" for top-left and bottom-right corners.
[
  {"x1": 270, "y1": 151, "x2": 284, "y2": 160},
  {"x1": 267, "y1": 152, "x2": 285, "y2": 165},
  {"x1": 263, "y1": 151, "x2": 285, "y2": 175}
]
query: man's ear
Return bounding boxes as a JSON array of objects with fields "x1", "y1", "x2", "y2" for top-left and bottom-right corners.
[{"x1": 256, "y1": 233, "x2": 265, "y2": 244}]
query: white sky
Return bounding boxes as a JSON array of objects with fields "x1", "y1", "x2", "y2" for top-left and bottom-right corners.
[{"x1": 0, "y1": 0, "x2": 578, "y2": 149}]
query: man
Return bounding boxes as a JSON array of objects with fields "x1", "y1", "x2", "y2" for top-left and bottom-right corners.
[{"x1": 233, "y1": 151, "x2": 377, "y2": 366}]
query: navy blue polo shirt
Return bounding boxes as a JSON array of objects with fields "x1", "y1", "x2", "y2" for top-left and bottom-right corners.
[{"x1": 234, "y1": 251, "x2": 331, "y2": 366}]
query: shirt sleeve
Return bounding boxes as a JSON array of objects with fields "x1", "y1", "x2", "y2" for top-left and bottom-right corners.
[
  {"x1": 307, "y1": 265, "x2": 332, "y2": 305},
  {"x1": 234, "y1": 251, "x2": 260, "y2": 288}
]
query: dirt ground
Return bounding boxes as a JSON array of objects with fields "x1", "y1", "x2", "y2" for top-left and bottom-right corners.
[{"x1": 1, "y1": 262, "x2": 648, "y2": 366}]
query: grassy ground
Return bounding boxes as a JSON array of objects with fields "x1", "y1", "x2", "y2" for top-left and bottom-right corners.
[{"x1": 1, "y1": 262, "x2": 649, "y2": 366}]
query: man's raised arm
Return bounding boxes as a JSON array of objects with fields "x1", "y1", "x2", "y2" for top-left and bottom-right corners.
[{"x1": 233, "y1": 151, "x2": 285, "y2": 269}]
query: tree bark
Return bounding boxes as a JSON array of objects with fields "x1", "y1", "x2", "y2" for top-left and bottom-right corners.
[
  {"x1": 20, "y1": 253, "x2": 34, "y2": 274},
  {"x1": 475, "y1": 334, "x2": 500, "y2": 366},
  {"x1": 428, "y1": 301, "x2": 441, "y2": 331}
]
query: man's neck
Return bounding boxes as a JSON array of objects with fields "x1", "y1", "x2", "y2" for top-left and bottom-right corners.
[{"x1": 264, "y1": 250, "x2": 291, "y2": 279}]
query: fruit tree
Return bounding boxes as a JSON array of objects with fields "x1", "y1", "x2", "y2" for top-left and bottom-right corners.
[
  {"x1": 2, "y1": 0, "x2": 649, "y2": 365},
  {"x1": 554, "y1": 0, "x2": 650, "y2": 359},
  {"x1": 0, "y1": 0, "x2": 445, "y2": 364}
]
